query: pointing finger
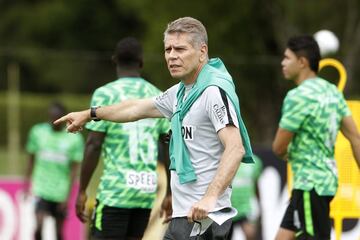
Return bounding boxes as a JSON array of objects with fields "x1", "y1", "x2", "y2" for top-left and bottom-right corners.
[{"x1": 54, "y1": 115, "x2": 68, "y2": 125}]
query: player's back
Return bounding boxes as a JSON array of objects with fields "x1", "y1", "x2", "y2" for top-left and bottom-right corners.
[{"x1": 86, "y1": 77, "x2": 170, "y2": 208}]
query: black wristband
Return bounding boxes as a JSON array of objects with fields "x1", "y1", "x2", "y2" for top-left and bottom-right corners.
[{"x1": 90, "y1": 106, "x2": 101, "y2": 121}]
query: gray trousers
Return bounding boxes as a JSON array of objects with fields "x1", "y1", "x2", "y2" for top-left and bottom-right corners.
[{"x1": 163, "y1": 217, "x2": 232, "y2": 240}]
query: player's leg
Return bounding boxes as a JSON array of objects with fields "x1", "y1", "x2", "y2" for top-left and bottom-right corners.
[
  {"x1": 275, "y1": 228, "x2": 296, "y2": 240},
  {"x1": 309, "y1": 189, "x2": 333, "y2": 240},
  {"x1": 90, "y1": 200, "x2": 129, "y2": 240},
  {"x1": 54, "y1": 217, "x2": 65, "y2": 240},
  {"x1": 126, "y1": 208, "x2": 151, "y2": 240},
  {"x1": 276, "y1": 189, "x2": 331, "y2": 240},
  {"x1": 228, "y1": 217, "x2": 246, "y2": 240},
  {"x1": 34, "y1": 212, "x2": 46, "y2": 240},
  {"x1": 240, "y1": 221, "x2": 257, "y2": 240},
  {"x1": 34, "y1": 198, "x2": 50, "y2": 240},
  {"x1": 53, "y1": 202, "x2": 67, "y2": 240},
  {"x1": 275, "y1": 189, "x2": 302, "y2": 240}
]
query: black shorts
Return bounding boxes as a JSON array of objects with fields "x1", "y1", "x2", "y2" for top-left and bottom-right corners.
[
  {"x1": 163, "y1": 216, "x2": 232, "y2": 240},
  {"x1": 91, "y1": 200, "x2": 151, "y2": 239},
  {"x1": 280, "y1": 189, "x2": 333, "y2": 240},
  {"x1": 35, "y1": 197, "x2": 66, "y2": 220}
]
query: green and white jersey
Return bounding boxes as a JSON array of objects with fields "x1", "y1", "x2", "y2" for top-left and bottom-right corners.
[
  {"x1": 280, "y1": 77, "x2": 351, "y2": 196},
  {"x1": 231, "y1": 155, "x2": 262, "y2": 222},
  {"x1": 86, "y1": 77, "x2": 170, "y2": 208},
  {"x1": 26, "y1": 123, "x2": 84, "y2": 202}
]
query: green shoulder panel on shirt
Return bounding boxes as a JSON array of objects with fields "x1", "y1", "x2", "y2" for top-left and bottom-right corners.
[
  {"x1": 86, "y1": 77, "x2": 170, "y2": 208},
  {"x1": 279, "y1": 78, "x2": 351, "y2": 196}
]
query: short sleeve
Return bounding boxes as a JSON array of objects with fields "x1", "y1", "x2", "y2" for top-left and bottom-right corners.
[
  {"x1": 279, "y1": 90, "x2": 312, "y2": 132},
  {"x1": 26, "y1": 126, "x2": 38, "y2": 154},
  {"x1": 153, "y1": 84, "x2": 179, "y2": 119},
  {"x1": 204, "y1": 86, "x2": 239, "y2": 132}
]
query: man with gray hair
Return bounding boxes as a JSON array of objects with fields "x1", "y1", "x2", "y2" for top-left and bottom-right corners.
[{"x1": 55, "y1": 17, "x2": 254, "y2": 240}]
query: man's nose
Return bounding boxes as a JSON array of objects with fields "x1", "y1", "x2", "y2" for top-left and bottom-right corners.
[{"x1": 168, "y1": 49, "x2": 178, "y2": 59}]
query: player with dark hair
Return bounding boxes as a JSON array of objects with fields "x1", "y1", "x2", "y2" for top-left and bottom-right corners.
[
  {"x1": 75, "y1": 37, "x2": 170, "y2": 240},
  {"x1": 25, "y1": 102, "x2": 84, "y2": 240},
  {"x1": 273, "y1": 35, "x2": 360, "y2": 240}
]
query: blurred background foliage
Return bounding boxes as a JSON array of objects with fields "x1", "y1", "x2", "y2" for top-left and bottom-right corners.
[{"x1": 1, "y1": 0, "x2": 360, "y2": 157}]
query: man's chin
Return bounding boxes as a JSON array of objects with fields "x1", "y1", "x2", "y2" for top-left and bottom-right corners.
[
  {"x1": 170, "y1": 72, "x2": 184, "y2": 79},
  {"x1": 282, "y1": 74, "x2": 291, "y2": 80}
]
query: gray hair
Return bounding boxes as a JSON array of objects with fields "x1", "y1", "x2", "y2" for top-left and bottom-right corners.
[{"x1": 164, "y1": 17, "x2": 208, "y2": 48}]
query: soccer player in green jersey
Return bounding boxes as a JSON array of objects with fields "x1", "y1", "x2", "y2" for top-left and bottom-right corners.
[
  {"x1": 25, "y1": 102, "x2": 84, "y2": 240},
  {"x1": 273, "y1": 35, "x2": 360, "y2": 240},
  {"x1": 229, "y1": 155, "x2": 262, "y2": 240},
  {"x1": 75, "y1": 37, "x2": 170, "y2": 240}
]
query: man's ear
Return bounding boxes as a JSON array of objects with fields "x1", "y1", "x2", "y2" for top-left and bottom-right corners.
[
  {"x1": 199, "y1": 44, "x2": 208, "y2": 62},
  {"x1": 299, "y1": 56, "x2": 309, "y2": 69}
]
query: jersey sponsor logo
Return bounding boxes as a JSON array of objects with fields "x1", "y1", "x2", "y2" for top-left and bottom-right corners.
[
  {"x1": 155, "y1": 91, "x2": 169, "y2": 102},
  {"x1": 126, "y1": 170, "x2": 157, "y2": 193},
  {"x1": 181, "y1": 125, "x2": 195, "y2": 140},
  {"x1": 213, "y1": 104, "x2": 226, "y2": 124},
  {"x1": 38, "y1": 150, "x2": 67, "y2": 164}
]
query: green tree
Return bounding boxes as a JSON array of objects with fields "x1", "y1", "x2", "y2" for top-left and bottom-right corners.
[{"x1": 1, "y1": 0, "x2": 360, "y2": 144}]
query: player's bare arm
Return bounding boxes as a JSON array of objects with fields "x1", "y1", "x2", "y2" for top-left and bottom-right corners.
[
  {"x1": 76, "y1": 131, "x2": 105, "y2": 222},
  {"x1": 54, "y1": 98, "x2": 163, "y2": 132},
  {"x1": 187, "y1": 125, "x2": 244, "y2": 222},
  {"x1": 340, "y1": 116, "x2": 360, "y2": 168},
  {"x1": 272, "y1": 128, "x2": 294, "y2": 160}
]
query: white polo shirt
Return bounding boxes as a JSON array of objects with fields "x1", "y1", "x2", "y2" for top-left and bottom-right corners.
[{"x1": 153, "y1": 83, "x2": 239, "y2": 217}]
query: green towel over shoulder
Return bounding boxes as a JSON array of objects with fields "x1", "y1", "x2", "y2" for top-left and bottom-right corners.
[{"x1": 170, "y1": 58, "x2": 254, "y2": 184}]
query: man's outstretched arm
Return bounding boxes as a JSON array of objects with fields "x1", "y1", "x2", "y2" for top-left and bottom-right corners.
[{"x1": 54, "y1": 98, "x2": 163, "y2": 133}]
